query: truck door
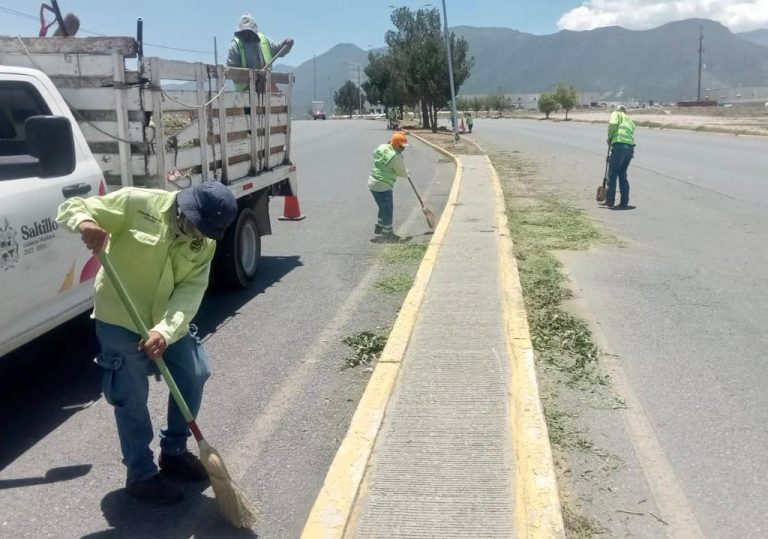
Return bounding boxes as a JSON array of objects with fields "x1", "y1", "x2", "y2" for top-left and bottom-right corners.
[{"x1": 0, "y1": 74, "x2": 102, "y2": 356}]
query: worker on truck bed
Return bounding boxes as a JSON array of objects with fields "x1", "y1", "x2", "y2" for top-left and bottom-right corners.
[
  {"x1": 227, "y1": 13, "x2": 294, "y2": 72},
  {"x1": 56, "y1": 183, "x2": 237, "y2": 505}
]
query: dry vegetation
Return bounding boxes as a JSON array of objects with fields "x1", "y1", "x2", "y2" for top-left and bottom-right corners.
[{"x1": 507, "y1": 105, "x2": 768, "y2": 136}]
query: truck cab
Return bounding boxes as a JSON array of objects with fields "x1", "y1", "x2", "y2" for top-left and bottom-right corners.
[
  {"x1": 312, "y1": 100, "x2": 326, "y2": 120},
  {"x1": 0, "y1": 66, "x2": 103, "y2": 357}
]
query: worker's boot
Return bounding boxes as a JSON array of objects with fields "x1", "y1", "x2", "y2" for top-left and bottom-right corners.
[
  {"x1": 374, "y1": 224, "x2": 383, "y2": 235},
  {"x1": 126, "y1": 473, "x2": 184, "y2": 505},
  {"x1": 160, "y1": 451, "x2": 208, "y2": 481},
  {"x1": 381, "y1": 232, "x2": 401, "y2": 243}
]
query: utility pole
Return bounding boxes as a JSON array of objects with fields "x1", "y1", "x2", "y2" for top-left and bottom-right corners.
[
  {"x1": 697, "y1": 25, "x2": 704, "y2": 102},
  {"x1": 313, "y1": 54, "x2": 317, "y2": 101},
  {"x1": 357, "y1": 65, "x2": 363, "y2": 118},
  {"x1": 441, "y1": 0, "x2": 459, "y2": 143}
]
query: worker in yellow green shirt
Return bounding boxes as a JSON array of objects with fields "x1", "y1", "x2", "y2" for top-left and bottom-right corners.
[
  {"x1": 368, "y1": 131, "x2": 410, "y2": 242},
  {"x1": 57, "y1": 182, "x2": 237, "y2": 505},
  {"x1": 605, "y1": 105, "x2": 636, "y2": 209}
]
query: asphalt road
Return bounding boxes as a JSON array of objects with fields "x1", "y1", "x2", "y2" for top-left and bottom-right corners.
[
  {"x1": 0, "y1": 119, "x2": 454, "y2": 538},
  {"x1": 471, "y1": 118, "x2": 768, "y2": 538}
]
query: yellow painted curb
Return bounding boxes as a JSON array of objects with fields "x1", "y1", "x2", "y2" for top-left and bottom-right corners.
[
  {"x1": 301, "y1": 133, "x2": 464, "y2": 539},
  {"x1": 486, "y1": 156, "x2": 566, "y2": 538}
]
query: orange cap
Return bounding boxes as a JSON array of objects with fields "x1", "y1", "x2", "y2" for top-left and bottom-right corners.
[{"x1": 390, "y1": 131, "x2": 408, "y2": 148}]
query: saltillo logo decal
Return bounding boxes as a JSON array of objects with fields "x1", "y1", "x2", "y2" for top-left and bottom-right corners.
[{"x1": 0, "y1": 218, "x2": 19, "y2": 271}]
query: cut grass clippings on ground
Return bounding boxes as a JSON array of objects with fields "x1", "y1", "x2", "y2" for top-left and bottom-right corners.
[
  {"x1": 342, "y1": 331, "x2": 388, "y2": 369},
  {"x1": 375, "y1": 273, "x2": 415, "y2": 294},
  {"x1": 502, "y1": 197, "x2": 605, "y2": 385},
  {"x1": 492, "y1": 150, "x2": 613, "y2": 536},
  {"x1": 378, "y1": 243, "x2": 428, "y2": 264}
]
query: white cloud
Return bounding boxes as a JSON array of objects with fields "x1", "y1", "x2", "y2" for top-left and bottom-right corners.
[{"x1": 557, "y1": 0, "x2": 768, "y2": 33}]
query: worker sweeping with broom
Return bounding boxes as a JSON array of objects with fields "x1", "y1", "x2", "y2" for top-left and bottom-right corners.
[
  {"x1": 369, "y1": 131, "x2": 433, "y2": 242},
  {"x1": 57, "y1": 183, "x2": 255, "y2": 525}
]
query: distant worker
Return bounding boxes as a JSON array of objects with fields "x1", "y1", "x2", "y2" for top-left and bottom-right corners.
[
  {"x1": 368, "y1": 132, "x2": 410, "y2": 242},
  {"x1": 387, "y1": 107, "x2": 398, "y2": 130},
  {"x1": 604, "y1": 105, "x2": 636, "y2": 209},
  {"x1": 227, "y1": 14, "x2": 294, "y2": 90},
  {"x1": 466, "y1": 112, "x2": 474, "y2": 133}
]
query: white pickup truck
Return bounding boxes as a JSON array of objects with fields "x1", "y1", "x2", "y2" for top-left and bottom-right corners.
[{"x1": 0, "y1": 35, "x2": 299, "y2": 357}]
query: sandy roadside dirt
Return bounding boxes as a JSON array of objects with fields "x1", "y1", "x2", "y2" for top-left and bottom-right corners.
[{"x1": 505, "y1": 106, "x2": 768, "y2": 136}]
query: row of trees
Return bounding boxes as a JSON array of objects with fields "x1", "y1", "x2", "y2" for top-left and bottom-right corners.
[
  {"x1": 449, "y1": 82, "x2": 581, "y2": 119},
  {"x1": 455, "y1": 94, "x2": 521, "y2": 116},
  {"x1": 350, "y1": 7, "x2": 474, "y2": 132},
  {"x1": 538, "y1": 83, "x2": 579, "y2": 119}
]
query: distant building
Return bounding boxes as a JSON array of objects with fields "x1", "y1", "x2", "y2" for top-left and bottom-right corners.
[{"x1": 702, "y1": 86, "x2": 768, "y2": 106}]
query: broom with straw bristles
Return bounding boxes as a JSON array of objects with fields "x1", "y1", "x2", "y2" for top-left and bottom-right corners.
[
  {"x1": 97, "y1": 252, "x2": 258, "y2": 529},
  {"x1": 407, "y1": 175, "x2": 436, "y2": 229}
]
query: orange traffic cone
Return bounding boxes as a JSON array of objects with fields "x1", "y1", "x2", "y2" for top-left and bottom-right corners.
[{"x1": 278, "y1": 195, "x2": 306, "y2": 221}]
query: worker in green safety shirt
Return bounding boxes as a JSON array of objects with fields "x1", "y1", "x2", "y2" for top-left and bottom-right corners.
[
  {"x1": 226, "y1": 13, "x2": 294, "y2": 90},
  {"x1": 604, "y1": 105, "x2": 636, "y2": 209},
  {"x1": 368, "y1": 131, "x2": 410, "y2": 242},
  {"x1": 57, "y1": 183, "x2": 237, "y2": 505},
  {"x1": 387, "y1": 107, "x2": 398, "y2": 130}
]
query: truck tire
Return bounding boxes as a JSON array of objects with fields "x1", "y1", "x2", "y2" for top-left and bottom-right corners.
[{"x1": 213, "y1": 208, "x2": 261, "y2": 288}]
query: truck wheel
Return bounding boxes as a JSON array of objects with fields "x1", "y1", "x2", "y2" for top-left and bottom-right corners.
[{"x1": 213, "y1": 208, "x2": 261, "y2": 288}]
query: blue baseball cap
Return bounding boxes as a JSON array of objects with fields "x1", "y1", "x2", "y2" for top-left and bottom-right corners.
[{"x1": 177, "y1": 182, "x2": 238, "y2": 240}]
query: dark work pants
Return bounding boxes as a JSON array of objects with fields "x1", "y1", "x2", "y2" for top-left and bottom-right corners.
[{"x1": 606, "y1": 143, "x2": 635, "y2": 207}]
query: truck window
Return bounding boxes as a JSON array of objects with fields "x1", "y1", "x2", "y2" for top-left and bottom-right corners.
[{"x1": 0, "y1": 81, "x2": 52, "y2": 158}]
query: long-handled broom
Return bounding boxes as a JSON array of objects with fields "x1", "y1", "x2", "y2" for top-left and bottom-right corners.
[
  {"x1": 407, "y1": 175, "x2": 436, "y2": 229},
  {"x1": 97, "y1": 252, "x2": 258, "y2": 529}
]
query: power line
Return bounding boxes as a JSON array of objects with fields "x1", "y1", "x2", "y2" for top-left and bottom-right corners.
[
  {"x1": 0, "y1": 6, "x2": 38, "y2": 21},
  {"x1": 0, "y1": 5, "x2": 213, "y2": 55}
]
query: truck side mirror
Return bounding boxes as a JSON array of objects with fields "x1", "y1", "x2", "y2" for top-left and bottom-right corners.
[{"x1": 26, "y1": 115, "x2": 76, "y2": 178}]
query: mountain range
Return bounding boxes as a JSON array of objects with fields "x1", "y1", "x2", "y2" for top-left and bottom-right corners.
[{"x1": 279, "y1": 18, "x2": 768, "y2": 115}]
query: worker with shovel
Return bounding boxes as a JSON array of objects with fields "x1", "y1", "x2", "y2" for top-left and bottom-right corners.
[
  {"x1": 604, "y1": 105, "x2": 636, "y2": 209},
  {"x1": 368, "y1": 131, "x2": 411, "y2": 242},
  {"x1": 57, "y1": 183, "x2": 237, "y2": 505},
  {"x1": 227, "y1": 13, "x2": 294, "y2": 73}
]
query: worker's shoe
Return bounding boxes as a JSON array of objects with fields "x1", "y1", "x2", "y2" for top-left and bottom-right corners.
[
  {"x1": 160, "y1": 451, "x2": 208, "y2": 481},
  {"x1": 374, "y1": 224, "x2": 383, "y2": 235},
  {"x1": 380, "y1": 232, "x2": 401, "y2": 242},
  {"x1": 126, "y1": 473, "x2": 184, "y2": 505}
]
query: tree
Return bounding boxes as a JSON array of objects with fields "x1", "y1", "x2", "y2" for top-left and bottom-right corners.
[
  {"x1": 363, "y1": 51, "x2": 408, "y2": 112},
  {"x1": 488, "y1": 89, "x2": 508, "y2": 117},
  {"x1": 538, "y1": 93, "x2": 559, "y2": 119},
  {"x1": 553, "y1": 83, "x2": 579, "y2": 120},
  {"x1": 334, "y1": 81, "x2": 362, "y2": 118},
  {"x1": 385, "y1": 7, "x2": 474, "y2": 132}
]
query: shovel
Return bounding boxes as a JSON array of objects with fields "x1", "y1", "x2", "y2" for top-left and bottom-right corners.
[
  {"x1": 596, "y1": 147, "x2": 611, "y2": 202},
  {"x1": 407, "y1": 176, "x2": 436, "y2": 229}
]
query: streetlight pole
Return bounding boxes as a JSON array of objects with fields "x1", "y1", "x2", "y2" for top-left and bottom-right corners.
[
  {"x1": 440, "y1": 0, "x2": 459, "y2": 143},
  {"x1": 357, "y1": 65, "x2": 363, "y2": 118},
  {"x1": 696, "y1": 25, "x2": 703, "y2": 102}
]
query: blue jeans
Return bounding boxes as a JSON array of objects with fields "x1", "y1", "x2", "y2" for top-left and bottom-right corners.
[
  {"x1": 606, "y1": 143, "x2": 635, "y2": 206},
  {"x1": 95, "y1": 321, "x2": 211, "y2": 483},
  {"x1": 370, "y1": 189, "x2": 394, "y2": 233}
]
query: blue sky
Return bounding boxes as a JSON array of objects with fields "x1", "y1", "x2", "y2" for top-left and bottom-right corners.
[{"x1": 1, "y1": 1, "x2": 765, "y2": 67}]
